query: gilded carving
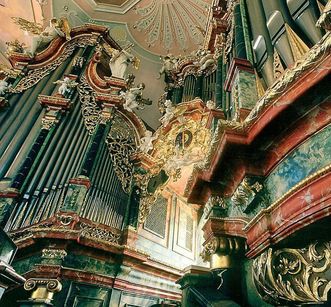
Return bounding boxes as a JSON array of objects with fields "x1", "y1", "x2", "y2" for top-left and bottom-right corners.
[
  {"x1": 24, "y1": 278, "x2": 62, "y2": 302},
  {"x1": 80, "y1": 222, "x2": 121, "y2": 244},
  {"x1": 78, "y1": 74, "x2": 101, "y2": 134},
  {"x1": 42, "y1": 249, "x2": 67, "y2": 260},
  {"x1": 253, "y1": 242, "x2": 331, "y2": 305},
  {"x1": 316, "y1": 0, "x2": 331, "y2": 31},
  {"x1": 10, "y1": 35, "x2": 98, "y2": 93},
  {"x1": 105, "y1": 114, "x2": 137, "y2": 193},
  {"x1": 154, "y1": 115, "x2": 211, "y2": 182},
  {"x1": 231, "y1": 178, "x2": 263, "y2": 207},
  {"x1": 41, "y1": 117, "x2": 58, "y2": 130}
]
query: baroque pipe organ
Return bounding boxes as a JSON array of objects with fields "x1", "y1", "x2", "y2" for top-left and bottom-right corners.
[{"x1": 0, "y1": 0, "x2": 330, "y2": 306}]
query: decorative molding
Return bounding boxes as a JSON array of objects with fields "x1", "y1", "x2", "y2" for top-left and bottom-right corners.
[
  {"x1": 245, "y1": 165, "x2": 331, "y2": 258},
  {"x1": 42, "y1": 249, "x2": 67, "y2": 260},
  {"x1": 10, "y1": 35, "x2": 98, "y2": 93},
  {"x1": 245, "y1": 32, "x2": 331, "y2": 126}
]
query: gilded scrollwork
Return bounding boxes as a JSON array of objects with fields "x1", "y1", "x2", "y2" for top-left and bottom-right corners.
[
  {"x1": 80, "y1": 222, "x2": 121, "y2": 244},
  {"x1": 10, "y1": 35, "x2": 98, "y2": 93},
  {"x1": 78, "y1": 74, "x2": 101, "y2": 135},
  {"x1": 253, "y1": 242, "x2": 331, "y2": 305},
  {"x1": 105, "y1": 114, "x2": 137, "y2": 193},
  {"x1": 24, "y1": 278, "x2": 62, "y2": 294}
]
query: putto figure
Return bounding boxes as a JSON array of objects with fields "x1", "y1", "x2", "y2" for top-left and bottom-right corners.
[
  {"x1": 12, "y1": 16, "x2": 71, "y2": 56},
  {"x1": 53, "y1": 77, "x2": 78, "y2": 96},
  {"x1": 0, "y1": 80, "x2": 10, "y2": 96},
  {"x1": 120, "y1": 83, "x2": 152, "y2": 113},
  {"x1": 139, "y1": 130, "x2": 157, "y2": 153},
  {"x1": 159, "y1": 99, "x2": 175, "y2": 127}
]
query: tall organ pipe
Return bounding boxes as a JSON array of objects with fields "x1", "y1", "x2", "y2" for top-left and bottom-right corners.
[{"x1": 245, "y1": 0, "x2": 274, "y2": 86}]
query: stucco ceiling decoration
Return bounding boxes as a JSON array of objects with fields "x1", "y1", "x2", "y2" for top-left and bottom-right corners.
[
  {"x1": 133, "y1": 0, "x2": 210, "y2": 53},
  {"x1": 86, "y1": 0, "x2": 141, "y2": 14}
]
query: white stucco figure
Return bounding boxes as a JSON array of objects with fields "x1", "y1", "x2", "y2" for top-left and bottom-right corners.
[
  {"x1": 109, "y1": 48, "x2": 135, "y2": 79},
  {"x1": 29, "y1": 18, "x2": 68, "y2": 56},
  {"x1": 206, "y1": 100, "x2": 216, "y2": 109},
  {"x1": 121, "y1": 83, "x2": 145, "y2": 112},
  {"x1": 158, "y1": 55, "x2": 178, "y2": 81},
  {"x1": 198, "y1": 51, "x2": 215, "y2": 72},
  {"x1": 139, "y1": 130, "x2": 157, "y2": 153},
  {"x1": 0, "y1": 80, "x2": 9, "y2": 96},
  {"x1": 54, "y1": 77, "x2": 78, "y2": 96},
  {"x1": 159, "y1": 99, "x2": 175, "y2": 127},
  {"x1": 12, "y1": 17, "x2": 71, "y2": 57}
]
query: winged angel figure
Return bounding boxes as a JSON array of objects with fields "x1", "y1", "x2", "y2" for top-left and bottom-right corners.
[{"x1": 11, "y1": 17, "x2": 71, "y2": 56}]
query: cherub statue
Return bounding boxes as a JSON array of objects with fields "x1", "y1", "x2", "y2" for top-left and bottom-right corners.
[
  {"x1": 159, "y1": 99, "x2": 175, "y2": 127},
  {"x1": 120, "y1": 83, "x2": 152, "y2": 112},
  {"x1": 109, "y1": 44, "x2": 138, "y2": 79},
  {"x1": 12, "y1": 17, "x2": 71, "y2": 56},
  {"x1": 53, "y1": 77, "x2": 78, "y2": 96},
  {"x1": 157, "y1": 55, "x2": 178, "y2": 83},
  {"x1": 0, "y1": 80, "x2": 10, "y2": 96},
  {"x1": 206, "y1": 100, "x2": 216, "y2": 109},
  {"x1": 139, "y1": 130, "x2": 157, "y2": 153},
  {"x1": 197, "y1": 50, "x2": 216, "y2": 72}
]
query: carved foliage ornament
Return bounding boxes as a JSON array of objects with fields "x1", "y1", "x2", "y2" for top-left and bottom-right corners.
[
  {"x1": 253, "y1": 242, "x2": 331, "y2": 305},
  {"x1": 78, "y1": 74, "x2": 101, "y2": 135},
  {"x1": 10, "y1": 35, "x2": 98, "y2": 93},
  {"x1": 105, "y1": 114, "x2": 137, "y2": 193}
]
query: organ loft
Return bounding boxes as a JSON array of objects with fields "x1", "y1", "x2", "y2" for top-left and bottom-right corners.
[{"x1": 0, "y1": 0, "x2": 330, "y2": 306}]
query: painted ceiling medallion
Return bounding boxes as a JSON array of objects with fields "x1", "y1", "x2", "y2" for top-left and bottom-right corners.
[{"x1": 133, "y1": 0, "x2": 210, "y2": 53}]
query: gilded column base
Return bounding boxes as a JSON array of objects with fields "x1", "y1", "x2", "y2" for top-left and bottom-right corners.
[{"x1": 201, "y1": 236, "x2": 246, "y2": 270}]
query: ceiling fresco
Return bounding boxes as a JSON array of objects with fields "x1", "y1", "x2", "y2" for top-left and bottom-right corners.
[{"x1": 73, "y1": 0, "x2": 212, "y2": 56}]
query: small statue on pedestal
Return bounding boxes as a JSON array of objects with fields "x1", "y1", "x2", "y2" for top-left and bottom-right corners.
[
  {"x1": 109, "y1": 44, "x2": 139, "y2": 79},
  {"x1": 159, "y1": 99, "x2": 175, "y2": 127}
]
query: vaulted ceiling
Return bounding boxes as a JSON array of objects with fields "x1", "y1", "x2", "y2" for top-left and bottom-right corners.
[{"x1": 69, "y1": 0, "x2": 212, "y2": 56}]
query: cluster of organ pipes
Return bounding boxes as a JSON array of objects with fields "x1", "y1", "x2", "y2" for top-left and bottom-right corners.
[
  {"x1": 166, "y1": 0, "x2": 325, "y2": 119},
  {"x1": 0, "y1": 42, "x2": 131, "y2": 233}
]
